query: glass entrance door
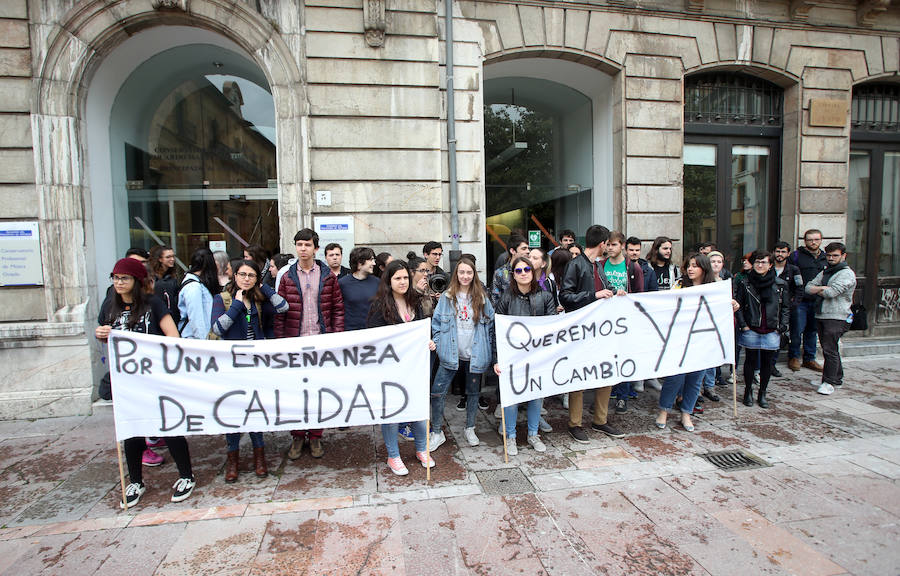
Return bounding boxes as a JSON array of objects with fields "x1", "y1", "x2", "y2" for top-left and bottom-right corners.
[{"x1": 684, "y1": 140, "x2": 777, "y2": 270}]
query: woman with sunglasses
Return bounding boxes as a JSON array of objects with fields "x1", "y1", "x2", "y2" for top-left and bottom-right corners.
[
  {"x1": 210, "y1": 259, "x2": 289, "y2": 482},
  {"x1": 367, "y1": 260, "x2": 436, "y2": 475},
  {"x1": 493, "y1": 256, "x2": 557, "y2": 454},
  {"x1": 430, "y1": 257, "x2": 495, "y2": 450},
  {"x1": 734, "y1": 249, "x2": 790, "y2": 408},
  {"x1": 655, "y1": 253, "x2": 717, "y2": 432},
  {"x1": 95, "y1": 258, "x2": 196, "y2": 508}
]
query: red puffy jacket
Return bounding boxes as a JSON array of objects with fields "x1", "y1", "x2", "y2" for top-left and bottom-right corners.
[{"x1": 274, "y1": 260, "x2": 345, "y2": 337}]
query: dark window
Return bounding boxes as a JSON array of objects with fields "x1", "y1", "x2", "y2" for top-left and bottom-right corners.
[
  {"x1": 852, "y1": 83, "x2": 900, "y2": 132},
  {"x1": 685, "y1": 73, "x2": 782, "y2": 127}
]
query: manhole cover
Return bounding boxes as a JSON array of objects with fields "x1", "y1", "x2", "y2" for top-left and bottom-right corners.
[
  {"x1": 700, "y1": 450, "x2": 771, "y2": 471},
  {"x1": 475, "y1": 468, "x2": 534, "y2": 495}
]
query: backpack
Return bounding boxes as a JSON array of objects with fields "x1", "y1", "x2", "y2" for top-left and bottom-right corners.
[{"x1": 208, "y1": 290, "x2": 233, "y2": 340}]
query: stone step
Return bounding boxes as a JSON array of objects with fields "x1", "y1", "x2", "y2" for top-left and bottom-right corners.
[{"x1": 841, "y1": 337, "x2": 900, "y2": 357}]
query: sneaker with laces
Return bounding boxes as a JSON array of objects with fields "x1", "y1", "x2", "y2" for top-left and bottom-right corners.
[
  {"x1": 527, "y1": 434, "x2": 546, "y2": 452},
  {"x1": 538, "y1": 417, "x2": 552, "y2": 433},
  {"x1": 120, "y1": 482, "x2": 145, "y2": 509},
  {"x1": 416, "y1": 451, "x2": 435, "y2": 468},
  {"x1": 568, "y1": 426, "x2": 590, "y2": 444},
  {"x1": 146, "y1": 438, "x2": 166, "y2": 448},
  {"x1": 464, "y1": 427, "x2": 480, "y2": 446},
  {"x1": 429, "y1": 430, "x2": 446, "y2": 451},
  {"x1": 646, "y1": 379, "x2": 662, "y2": 391},
  {"x1": 142, "y1": 448, "x2": 164, "y2": 467},
  {"x1": 817, "y1": 382, "x2": 835, "y2": 395},
  {"x1": 398, "y1": 424, "x2": 414, "y2": 441},
  {"x1": 505, "y1": 439, "x2": 518, "y2": 456},
  {"x1": 614, "y1": 399, "x2": 628, "y2": 415},
  {"x1": 632, "y1": 381, "x2": 645, "y2": 393},
  {"x1": 455, "y1": 397, "x2": 466, "y2": 411},
  {"x1": 171, "y1": 477, "x2": 196, "y2": 502},
  {"x1": 493, "y1": 404, "x2": 503, "y2": 419},
  {"x1": 591, "y1": 422, "x2": 625, "y2": 438},
  {"x1": 387, "y1": 456, "x2": 408, "y2": 476},
  {"x1": 478, "y1": 397, "x2": 490, "y2": 410}
]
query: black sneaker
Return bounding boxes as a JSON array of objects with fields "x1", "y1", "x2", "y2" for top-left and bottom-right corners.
[
  {"x1": 614, "y1": 399, "x2": 628, "y2": 415},
  {"x1": 702, "y1": 388, "x2": 720, "y2": 402},
  {"x1": 171, "y1": 477, "x2": 196, "y2": 503},
  {"x1": 591, "y1": 423, "x2": 625, "y2": 438},
  {"x1": 478, "y1": 397, "x2": 490, "y2": 411},
  {"x1": 696, "y1": 395, "x2": 705, "y2": 404},
  {"x1": 121, "y1": 482, "x2": 145, "y2": 509},
  {"x1": 455, "y1": 397, "x2": 466, "y2": 411},
  {"x1": 568, "y1": 426, "x2": 590, "y2": 444},
  {"x1": 771, "y1": 367, "x2": 783, "y2": 378}
]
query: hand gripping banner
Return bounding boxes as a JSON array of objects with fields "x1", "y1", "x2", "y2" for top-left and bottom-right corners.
[
  {"x1": 108, "y1": 320, "x2": 431, "y2": 441},
  {"x1": 495, "y1": 281, "x2": 736, "y2": 407}
]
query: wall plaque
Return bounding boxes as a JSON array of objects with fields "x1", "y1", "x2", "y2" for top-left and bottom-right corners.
[
  {"x1": 0, "y1": 221, "x2": 44, "y2": 286},
  {"x1": 809, "y1": 99, "x2": 848, "y2": 127}
]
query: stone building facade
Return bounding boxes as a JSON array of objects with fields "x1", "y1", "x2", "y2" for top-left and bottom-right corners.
[{"x1": 1, "y1": 0, "x2": 898, "y2": 419}]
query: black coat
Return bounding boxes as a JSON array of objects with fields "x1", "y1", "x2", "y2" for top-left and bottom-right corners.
[
  {"x1": 559, "y1": 253, "x2": 612, "y2": 312},
  {"x1": 734, "y1": 275, "x2": 790, "y2": 333},
  {"x1": 494, "y1": 289, "x2": 557, "y2": 317}
]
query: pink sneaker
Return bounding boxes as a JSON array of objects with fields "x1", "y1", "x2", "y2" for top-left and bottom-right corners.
[
  {"x1": 416, "y1": 451, "x2": 435, "y2": 468},
  {"x1": 146, "y1": 438, "x2": 166, "y2": 448},
  {"x1": 142, "y1": 448, "x2": 164, "y2": 467},
  {"x1": 387, "y1": 456, "x2": 408, "y2": 476}
]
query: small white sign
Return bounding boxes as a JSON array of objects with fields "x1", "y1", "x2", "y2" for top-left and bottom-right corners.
[
  {"x1": 208, "y1": 240, "x2": 227, "y2": 253},
  {"x1": 0, "y1": 221, "x2": 44, "y2": 286},
  {"x1": 316, "y1": 190, "x2": 332, "y2": 206},
  {"x1": 314, "y1": 216, "x2": 354, "y2": 266}
]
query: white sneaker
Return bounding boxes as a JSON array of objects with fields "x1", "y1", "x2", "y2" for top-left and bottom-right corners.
[
  {"x1": 506, "y1": 440, "x2": 518, "y2": 456},
  {"x1": 562, "y1": 393, "x2": 569, "y2": 409},
  {"x1": 538, "y1": 417, "x2": 552, "y2": 433},
  {"x1": 817, "y1": 382, "x2": 835, "y2": 395},
  {"x1": 647, "y1": 379, "x2": 662, "y2": 391},
  {"x1": 633, "y1": 381, "x2": 645, "y2": 393},
  {"x1": 493, "y1": 404, "x2": 502, "y2": 419},
  {"x1": 429, "y1": 430, "x2": 446, "y2": 451},
  {"x1": 464, "y1": 426, "x2": 480, "y2": 446},
  {"x1": 527, "y1": 435, "x2": 546, "y2": 452},
  {"x1": 540, "y1": 405, "x2": 548, "y2": 415}
]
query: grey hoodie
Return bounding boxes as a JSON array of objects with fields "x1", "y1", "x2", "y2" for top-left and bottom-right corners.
[{"x1": 805, "y1": 266, "x2": 856, "y2": 321}]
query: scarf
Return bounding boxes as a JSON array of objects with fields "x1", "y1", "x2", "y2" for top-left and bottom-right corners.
[
  {"x1": 748, "y1": 268, "x2": 777, "y2": 303},
  {"x1": 815, "y1": 261, "x2": 848, "y2": 314}
]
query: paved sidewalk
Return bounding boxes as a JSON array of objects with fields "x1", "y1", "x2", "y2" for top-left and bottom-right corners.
[{"x1": 0, "y1": 355, "x2": 898, "y2": 575}]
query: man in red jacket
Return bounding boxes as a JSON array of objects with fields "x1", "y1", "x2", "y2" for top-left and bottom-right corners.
[{"x1": 274, "y1": 228, "x2": 345, "y2": 459}]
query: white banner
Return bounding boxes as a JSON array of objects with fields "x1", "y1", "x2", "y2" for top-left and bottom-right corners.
[
  {"x1": 109, "y1": 320, "x2": 431, "y2": 441},
  {"x1": 495, "y1": 281, "x2": 736, "y2": 407}
]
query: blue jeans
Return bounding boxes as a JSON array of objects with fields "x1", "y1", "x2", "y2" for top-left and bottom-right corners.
[
  {"x1": 502, "y1": 399, "x2": 542, "y2": 439},
  {"x1": 789, "y1": 300, "x2": 818, "y2": 362},
  {"x1": 659, "y1": 370, "x2": 704, "y2": 414},
  {"x1": 225, "y1": 432, "x2": 264, "y2": 452},
  {"x1": 701, "y1": 368, "x2": 715, "y2": 391},
  {"x1": 612, "y1": 381, "x2": 633, "y2": 399},
  {"x1": 431, "y1": 359, "x2": 482, "y2": 431},
  {"x1": 382, "y1": 420, "x2": 428, "y2": 458}
]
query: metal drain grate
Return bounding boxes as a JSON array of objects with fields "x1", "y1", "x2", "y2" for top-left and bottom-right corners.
[
  {"x1": 475, "y1": 468, "x2": 534, "y2": 495},
  {"x1": 700, "y1": 450, "x2": 771, "y2": 471}
]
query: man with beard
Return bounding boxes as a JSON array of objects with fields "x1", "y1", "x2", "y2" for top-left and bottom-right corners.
[
  {"x1": 805, "y1": 243, "x2": 856, "y2": 395},
  {"x1": 788, "y1": 230, "x2": 827, "y2": 372},
  {"x1": 770, "y1": 241, "x2": 803, "y2": 377},
  {"x1": 647, "y1": 236, "x2": 680, "y2": 291}
]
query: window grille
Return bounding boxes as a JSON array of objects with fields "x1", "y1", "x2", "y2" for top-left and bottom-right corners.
[
  {"x1": 852, "y1": 84, "x2": 900, "y2": 132},
  {"x1": 685, "y1": 73, "x2": 782, "y2": 126}
]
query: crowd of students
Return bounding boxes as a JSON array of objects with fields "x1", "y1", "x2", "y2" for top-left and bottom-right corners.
[{"x1": 96, "y1": 225, "x2": 856, "y2": 508}]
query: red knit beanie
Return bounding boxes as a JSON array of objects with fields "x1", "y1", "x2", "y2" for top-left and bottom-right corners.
[{"x1": 112, "y1": 257, "x2": 148, "y2": 280}]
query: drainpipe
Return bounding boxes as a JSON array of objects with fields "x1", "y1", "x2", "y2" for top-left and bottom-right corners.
[{"x1": 445, "y1": 0, "x2": 461, "y2": 270}]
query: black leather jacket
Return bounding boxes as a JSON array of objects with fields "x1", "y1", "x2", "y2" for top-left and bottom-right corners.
[
  {"x1": 559, "y1": 253, "x2": 612, "y2": 312},
  {"x1": 734, "y1": 275, "x2": 790, "y2": 333},
  {"x1": 494, "y1": 289, "x2": 557, "y2": 317}
]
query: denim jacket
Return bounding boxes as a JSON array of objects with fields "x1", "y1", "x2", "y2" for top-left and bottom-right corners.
[{"x1": 431, "y1": 291, "x2": 495, "y2": 373}]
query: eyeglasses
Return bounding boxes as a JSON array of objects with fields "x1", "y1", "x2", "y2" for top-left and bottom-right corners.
[
  {"x1": 415, "y1": 268, "x2": 429, "y2": 274},
  {"x1": 430, "y1": 252, "x2": 443, "y2": 258},
  {"x1": 235, "y1": 272, "x2": 258, "y2": 279},
  {"x1": 109, "y1": 275, "x2": 133, "y2": 283},
  {"x1": 514, "y1": 266, "x2": 532, "y2": 274}
]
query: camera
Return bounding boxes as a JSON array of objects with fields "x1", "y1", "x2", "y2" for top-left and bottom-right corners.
[{"x1": 428, "y1": 272, "x2": 449, "y2": 293}]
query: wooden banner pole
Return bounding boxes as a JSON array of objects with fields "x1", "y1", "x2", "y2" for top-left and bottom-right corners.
[
  {"x1": 500, "y1": 405, "x2": 509, "y2": 463},
  {"x1": 116, "y1": 439, "x2": 128, "y2": 511}
]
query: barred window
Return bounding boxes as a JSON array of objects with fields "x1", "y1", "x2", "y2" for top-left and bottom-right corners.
[
  {"x1": 852, "y1": 83, "x2": 900, "y2": 132},
  {"x1": 685, "y1": 73, "x2": 782, "y2": 127}
]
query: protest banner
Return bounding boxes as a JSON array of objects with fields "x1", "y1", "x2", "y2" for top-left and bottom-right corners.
[
  {"x1": 108, "y1": 320, "x2": 431, "y2": 441},
  {"x1": 495, "y1": 281, "x2": 736, "y2": 407}
]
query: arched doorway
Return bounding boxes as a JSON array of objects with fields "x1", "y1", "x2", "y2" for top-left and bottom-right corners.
[
  {"x1": 683, "y1": 72, "x2": 784, "y2": 270},
  {"x1": 482, "y1": 57, "x2": 615, "y2": 270},
  {"x1": 849, "y1": 82, "x2": 900, "y2": 334}
]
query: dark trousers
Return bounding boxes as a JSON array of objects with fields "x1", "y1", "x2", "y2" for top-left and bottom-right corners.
[
  {"x1": 817, "y1": 319, "x2": 848, "y2": 386},
  {"x1": 744, "y1": 349, "x2": 775, "y2": 394},
  {"x1": 124, "y1": 436, "x2": 192, "y2": 484}
]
